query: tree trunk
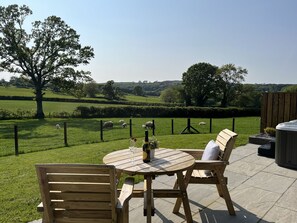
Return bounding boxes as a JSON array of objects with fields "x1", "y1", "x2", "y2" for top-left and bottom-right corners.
[
  {"x1": 35, "y1": 88, "x2": 45, "y2": 119},
  {"x1": 221, "y1": 91, "x2": 227, "y2": 107}
]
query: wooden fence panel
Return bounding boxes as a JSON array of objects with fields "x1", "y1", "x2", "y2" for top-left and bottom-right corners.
[
  {"x1": 278, "y1": 93, "x2": 285, "y2": 123},
  {"x1": 260, "y1": 93, "x2": 268, "y2": 133},
  {"x1": 284, "y1": 93, "x2": 291, "y2": 121},
  {"x1": 266, "y1": 93, "x2": 273, "y2": 127},
  {"x1": 272, "y1": 93, "x2": 279, "y2": 128},
  {"x1": 261, "y1": 92, "x2": 297, "y2": 132},
  {"x1": 290, "y1": 94, "x2": 297, "y2": 121}
]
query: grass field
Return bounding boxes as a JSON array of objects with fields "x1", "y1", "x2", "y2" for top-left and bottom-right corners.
[
  {"x1": 0, "y1": 86, "x2": 75, "y2": 98},
  {"x1": 0, "y1": 100, "x2": 124, "y2": 114},
  {"x1": 123, "y1": 94, "x2": 162, "y2": 103},
  {"x1": 0, "y1": 117, "x2": 260, "y2": 156},
  {"x1": 0, "y1": 86, "x2": 163, "y2": 116},
  {"x1": 0, "y1": 86, "x2": 162, "y2": 103}
]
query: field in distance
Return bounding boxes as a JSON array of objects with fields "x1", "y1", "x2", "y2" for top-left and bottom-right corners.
[{"x1": 0, "y1": 86, "x2": 162, "y2": 114}]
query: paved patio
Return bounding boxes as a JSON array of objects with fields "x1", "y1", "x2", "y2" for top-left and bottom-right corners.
[{"x1": 30, "y1": 143, "x2": 297, "y2": 223}]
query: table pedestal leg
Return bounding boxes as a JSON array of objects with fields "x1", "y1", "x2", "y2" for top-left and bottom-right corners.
[{"x1": 144, "y1": 176, "x2": 154, "y2": 223}]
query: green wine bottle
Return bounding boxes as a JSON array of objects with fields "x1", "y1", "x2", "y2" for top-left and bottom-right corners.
[{"x1": 143, "y1": 130, "x2": 150, "y2": 163}]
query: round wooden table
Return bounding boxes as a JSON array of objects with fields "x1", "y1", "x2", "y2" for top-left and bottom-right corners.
[{"x1": 103, "y1": 148, "x2": 195, "y2": 223}]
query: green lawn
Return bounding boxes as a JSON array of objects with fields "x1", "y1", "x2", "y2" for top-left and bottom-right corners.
[
  {"x1": 0, "y1": 117, "x2": 260, "y2": 156},
  {"x1": 0, "y1": 133, "x2": 250, "y2": 223}
]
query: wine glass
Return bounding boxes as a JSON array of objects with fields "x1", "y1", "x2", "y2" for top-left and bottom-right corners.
[{"x1": 129, "y1": 138, "x2": 137, "y2": 164}]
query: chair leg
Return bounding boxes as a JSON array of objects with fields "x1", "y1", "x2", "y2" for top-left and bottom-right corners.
[
  {"x1": 216, "y1": 184, "x2": 223, "y2": 197},
  {"x1": 215, "y1": 170, "x2": 235, "y2": 215},
  {"x1": 220, "y1": 184, "x2": 235, "y2": 215},
  {"x1": 117, "y1": 203, "x2": 129, "y2": 223}
]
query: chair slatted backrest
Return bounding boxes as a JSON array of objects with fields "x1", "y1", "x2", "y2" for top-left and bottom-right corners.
[
  {"x1": 215, "y1": 129, "x2": 238, "y2": 162},
  {"x1": 36, "y1": 164, "x2": 117, "y2": 223}
]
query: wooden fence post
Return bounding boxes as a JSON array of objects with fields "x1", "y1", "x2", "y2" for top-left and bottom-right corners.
[
  {"x1": 209, "y1": 118, "x2": 212, "y2": 133},
  {"x1": 14, "y1": 125, "x2": 18, "y2": 156},
  {"x1": 171, "y1": 119, "x2": 174, "y2": 135},
  {"x1": 152, "y1": 119, "x2": 155, "y2": 135},
  {"x1": 64, "y1": 122, "x2": 68, "y2": 146},
  {"x1": 129, "y1": 119, "x2": 132, "y2": 138},
  {"x1": 232, "y1": 118, "x2": 235, "y2": 132},
  {"x1": 100, "y1": 120, "x2": 103, "y2": 141}
]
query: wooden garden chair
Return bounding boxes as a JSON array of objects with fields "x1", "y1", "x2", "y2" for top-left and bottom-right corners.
[
  {"x1": 36, "y1": 164, "x2": 134, "y2": 223},
  {"x1": 173, "y1": 129, "x2": 238, "y2": 215}
]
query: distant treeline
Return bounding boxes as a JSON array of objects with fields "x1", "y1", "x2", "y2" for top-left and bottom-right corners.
[{"x1": 0, "y1": 77, "x2": 292, "y2": 96}]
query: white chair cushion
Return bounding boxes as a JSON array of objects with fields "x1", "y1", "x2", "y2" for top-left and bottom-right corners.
[
  {"x1": 201, "y1": 140, "x2": 220, "y2": 175},
  {"x1": 202, "y1": 140, "x2": 220, "y2": 160}
]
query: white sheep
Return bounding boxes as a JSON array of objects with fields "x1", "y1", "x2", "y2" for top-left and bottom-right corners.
[
  {"x1": 119, "y1": 119, "x2": 125, "y2": 124},
  {"x1": 122, "y1": 122, "x2": 127, "y2": 128},
  {"x1": 55, "y1": 124, "x2": 61, "y2": 129},
  {"x1": 103, "y1": 121, "x2": 113, "y2": 129},
  {"x1": 199, "y1": 122, "x2": 206, "y2": 125},
  {"x1": 144, "y1": 121, "x2": 155, "y2": 129}
]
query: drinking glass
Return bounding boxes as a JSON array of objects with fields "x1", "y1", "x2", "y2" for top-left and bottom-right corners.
[{"x1": 129, "y1": 138, "x2": 136, "y2": 164}]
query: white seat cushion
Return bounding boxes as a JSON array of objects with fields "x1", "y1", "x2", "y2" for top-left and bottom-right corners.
[
  {"x1": 202, "y1": 140, "x2": 220, "y2": 160},
  {"x1": 201, "y1": 140, "x2": 220, "y2": 175}
]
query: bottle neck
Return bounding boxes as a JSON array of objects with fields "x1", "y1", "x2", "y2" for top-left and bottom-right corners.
[{"x1": 144, "y1": 130, "x2": 149, "y2": 142}]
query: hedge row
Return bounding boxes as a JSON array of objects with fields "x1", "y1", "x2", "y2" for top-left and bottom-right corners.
[
  {"x1": 74, "y1": 106, "x2": 260, "y2": 118},
  {"x1": 0, "y1": 96, "x2": 180, "y2": 107},
  {"x1": 0, "y1": 106, "x2": 260, "y2": 120}
]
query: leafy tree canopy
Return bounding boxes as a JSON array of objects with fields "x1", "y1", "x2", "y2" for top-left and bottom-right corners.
[
  {"x1": 102, "y1": 80, "x2": 121, "y2": 100},
  {"x1": 281, "y1": 85, "x2": 297, "y2": 93},
  {"x1": 133, "y1": 85, "x2": 144, "y2": 96},
  {"x1": 182, "y1": 62, "x2": 219, "y2": 106},
  {"x1": 160, "y1": 86, "x2": 183, "y2": 103},
  {"x1": 217, "y1": 64, "x2": 247, "y2": 107},
  {"x1": 0, "y1": 4, "x2": 94, "y2": 118}
]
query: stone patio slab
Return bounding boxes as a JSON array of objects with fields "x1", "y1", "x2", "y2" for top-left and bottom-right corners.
[
  {"x1": 277, "y1": 186, "x2": 297, "y2": 212},
  {"x1": 260, "y1": 206, "x2": 297, "y2": 223},
  {"x1": 244, "y1": 171, "x2": 295, "y2": 193}
]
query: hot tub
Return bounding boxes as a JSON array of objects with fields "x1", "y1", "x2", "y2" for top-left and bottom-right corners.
[{"x1": 275, "y1": 120, "x2": 297, "y2": 169}]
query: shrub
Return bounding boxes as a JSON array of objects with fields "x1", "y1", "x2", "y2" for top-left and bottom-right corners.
[
  {"x1": 74, "y1": 106, "x2": 260, "y2": 118},
  {"x1": 264, "y1": 127, "x2": 276, "y2": 137}
]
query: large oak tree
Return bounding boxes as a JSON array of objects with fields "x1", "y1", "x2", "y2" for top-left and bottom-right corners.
[{"x1": 0, "y1": 4, "x2": 94, "y2": 119}]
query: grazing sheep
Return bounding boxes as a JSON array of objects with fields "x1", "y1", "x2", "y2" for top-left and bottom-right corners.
[
  {"x1": 119, "y1": 119, "x2": 125, "y2": 124},
  {"x1": 103, "y1": 121, "x2": 113, "y2": 129},
  {"x1": 55, "y1": 124, "x2": 61, "y2": 129},
  {"x1": 199, "y1": 122, "x2": 206, "y2": 125},
  {"x1": 122, "y1": 122, "x2": 127, "y2": 128},
  {"x1": 144, "y1": 121, "x2": 155, "y2": 129}
]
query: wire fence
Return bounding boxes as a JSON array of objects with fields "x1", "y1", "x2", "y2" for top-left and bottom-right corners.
[{"x1": 0, "y1": 117, "x2": 260, "y2": 157}]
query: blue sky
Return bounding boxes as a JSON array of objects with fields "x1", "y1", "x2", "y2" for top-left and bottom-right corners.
[{"x1": 1, "y1": 0, "x2": 297, "y2": 84}]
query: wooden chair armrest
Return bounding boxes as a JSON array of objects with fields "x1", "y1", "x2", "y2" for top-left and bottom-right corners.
[
  {"x1": 178, "y1": 149, "x2": 204, "y2": 159},
  {"x1": 117, "y1": 177, "x2": 134, "y2": 209},
  {"x1": 37, "y1": 202, "x2": 43, "y2": 212},
  {"x1": 194, "y1": 160, "x2": 228, "y2": 170}
]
